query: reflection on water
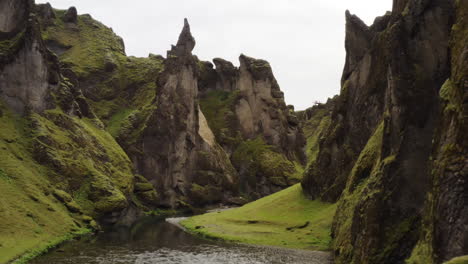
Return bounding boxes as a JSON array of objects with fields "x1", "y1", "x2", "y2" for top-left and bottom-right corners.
[{"x1": 32, "y1": 217, "x2": 331, "y2": 264}]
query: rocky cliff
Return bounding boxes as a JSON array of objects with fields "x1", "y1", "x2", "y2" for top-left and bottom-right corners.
[
  {"x1": 0, "y1": 0, "x2": 140, "y2": 261},
  {"x1": 302, "y1": 0, "x2": 467, "y2": 263},
  {"x1": 0, "y1": 1, "x2": 305, "y2": 260},
  {"x1": 132, "y1": 19, "x2": 238, "y2": 207},
  {"x1": 196, "y1": 54, "x2": 305, "y2": 198}
]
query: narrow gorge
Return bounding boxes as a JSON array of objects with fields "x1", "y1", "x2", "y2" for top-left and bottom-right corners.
[{"x1": 0, "y1": 0, "x2": 466, "y2": 263}]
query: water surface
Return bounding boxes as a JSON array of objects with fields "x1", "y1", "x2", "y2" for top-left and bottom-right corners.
[{"x1": 32, "y1": 217, "x2": 331, "y2": 264}]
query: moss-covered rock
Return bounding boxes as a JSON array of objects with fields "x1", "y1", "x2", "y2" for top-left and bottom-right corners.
[
  {"x1": 188, "y1": 184, "x2": 223, "y2": 206},
  {"x1": 0, "y1": 102, "x2": 89, "y2": 263}
]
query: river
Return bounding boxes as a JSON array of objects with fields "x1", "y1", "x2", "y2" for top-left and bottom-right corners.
[{"x1": 31, "y1": 216, "x2": 332, "y2": 264}]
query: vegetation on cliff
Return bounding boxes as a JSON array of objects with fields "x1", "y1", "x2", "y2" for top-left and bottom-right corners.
[{"x1": 0, "y1": 103, "x2": 92, "y2": 263}]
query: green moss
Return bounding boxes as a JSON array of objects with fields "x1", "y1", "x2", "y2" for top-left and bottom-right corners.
[
  {"x1": 30, "y1": 109, "x2": 134, "y2": 217},
  {"x1": 0, "y1": 30, "x2": 25, "y2": 57},
  {"x1": 450, "y1": 0, "x2": 468, "y2": 87},
  {"x1": 332, "y1": 121, "x2": 385, "y2": 262},
  {"x1": 302, "y1": 108, "x2": 331, "y2": 165},
  {"x1": 134, "y1": 183, "x2": 154, "y2": 192},
  {"x1": 347, "y1": 122, "x2": 384, "y2": 191},
  {"x1": 42, "y1": 12, "x2": 126, "y2": 77},
  {"x1": 231, "y1": 137, "x2": 303, "y2": 189},
  {"x1": 182, "y1": 184, "x2": 336, "y2": 250},
  {"x1": 41, "y1": 10, "x2": 163, "y2": 143},
  {"x1": 199, "y1": 90, "x2": 240, "y2": 142},
  {"x1": 444, "y1": 256, "x2": 468, "y2": 264},
  {"x1": 12, "y1": 228, "x2": 91, "y2": 264},
  {"x1": 406, "y1": 240, "x2": 434, "y2": 264},
  {"x1": 145, "y1": 209, "x2": 180, "y2": 217},
  {"x1": 232, "y1": 137, "x2": 272, "y2": 165},
  {"x1": 440, "y1": 79, "x2": 463, "y2": 115},
  {"x1": 189, "y1": 183, "x2": 222, "y2": 205},
  {"x1": 0, "y1": 103, "x2": 84, "y2": 263}
]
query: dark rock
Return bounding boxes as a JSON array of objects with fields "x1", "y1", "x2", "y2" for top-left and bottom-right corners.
[
  {"x1": 271, "y1": 90, "x2": 284, "y2": 98},
  {"x1": 168, "y1": 18, "x2": 195, "y2": 57},
  {"x1": 133, "y1": 19, "x2": 239, "y2": 208},
  {"x1": 36, "y1": 3, "x2": 56, "y2": 26},
  {"x1": 226, "y1": 196, "x2": 248, "y2": 206},
  {"x1": 302, "y1": 0, "x2": 462, "y2": 263},
  {"x1": 148, "y1": 53, "x2": 164, "y2": 61},
  {"x1": 63, "y1": 7, "x2": 77, "y2": 23}
]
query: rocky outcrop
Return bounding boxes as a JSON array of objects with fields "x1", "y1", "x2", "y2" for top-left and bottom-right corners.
[
  {"x1": 198, "y1": 54, "x2": 305, "y2": 159},
  {"x1": 0, "y1": 2, "x2": 142, "y2": 261},
  {"x1": 0, "y1": 0, "x2": 28, "y2": 33},
  {"x1": 1, "y1": 0, "x2": 136, "y2": 224},
  {"x1": 131, "y1": 19, "x2": 238, "y2": 207},
  {"x1": 411, "y1": 2, "x2": 468, "y2": 263},
  {"x1": 197, "y1": 54, "x2": 306, "y2": 198},
  {"x1": 0, "y1": 0, "x2": 56, "y2": 114},
  {"x1": 302, "y1": 0, "x2": 466, "y2": 263},
  {"x1": 236, "y1": 54, "x2": 305, "y2": 159},
  {"x1": 63, "y1": 7, "x2": 78, "y2": 24}
]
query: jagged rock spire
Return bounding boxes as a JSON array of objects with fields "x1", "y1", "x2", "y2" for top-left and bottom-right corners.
[
  {"x1": 342, "y1": 10, "x2": 372, "y2": 84},
  {"x1": 174, "y1": 18, "x2": 195, "y2": 55}
]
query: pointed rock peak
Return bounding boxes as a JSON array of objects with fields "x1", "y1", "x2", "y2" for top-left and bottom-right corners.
[
  {"x1": 176, "y1": 18, "x2": 196, "y2": 53},
  {"x1": 345, "y1": 10, "x2": 369, "y2": 30},
  {"x1": 345, "y1": 10, "x2": 351, "y2": 18}
]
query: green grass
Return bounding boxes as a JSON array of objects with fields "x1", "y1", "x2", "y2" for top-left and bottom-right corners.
[
  {"x1": 181, "y1": 184, "x2": 337, "y2": 250},
  {"x1": 12, "y1": 228, "x2": 91, "y2": 264},
  {"x1": 199, "y1": 90, "x2": 239, "y2": 141},
  {"x1": 302, "y1": 109, "x2": 331, "y2": 164},
  {"x1": 41, "y1": 10, "x2": 126, "y2": 77},
  {"x1": 0, "y1": 103, "x2": 81, "y2": 263},
  {"x1": 444, "y1": 256, "x2": 468, "y2": 264}
]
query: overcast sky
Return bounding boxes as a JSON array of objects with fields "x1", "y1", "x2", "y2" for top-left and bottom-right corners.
[{"x1": 37, "y1": 0, "x2": 391, "y2": 110}]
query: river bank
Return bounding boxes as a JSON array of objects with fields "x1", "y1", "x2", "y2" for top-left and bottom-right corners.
[{"x1": 179, "y1": 184, "x2": 337, "y2": 251}]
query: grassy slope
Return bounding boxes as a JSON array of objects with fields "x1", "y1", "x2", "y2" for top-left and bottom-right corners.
[
  {"x1": 444, "y1": 256, "x2": 468, "y2": 264},
  {"x1": 181, "y1": 184, "x2": 336, "y2": 250},
  {"x1": 41, "y1": 9, "x2": 163, "y2": 142},
  {"x1": 0, "y1": 104, "x2": 89, "y2": 263},
  {"x1": 302, "y1": 108, "x2": 331, "y2": 164}
]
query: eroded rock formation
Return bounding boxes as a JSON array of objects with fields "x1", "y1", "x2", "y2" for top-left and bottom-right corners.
[
  {"x1": 302, "y1": 0, "x2": 467, "y2": 263},
  {"x1": 133, "y1": 20, "x2": 238, "y2": 207},
  {"x1": 196, "y1": 53, "x2": 306, "y2": 198}
]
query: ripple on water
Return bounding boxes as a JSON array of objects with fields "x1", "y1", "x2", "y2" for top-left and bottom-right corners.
[{"x1": 31, "y1": 218, "x2": 331, "y2": 264}]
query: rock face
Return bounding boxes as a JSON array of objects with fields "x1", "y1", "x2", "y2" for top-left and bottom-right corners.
[
  {"x1": 0, "y1": 0, "x2": 28, "y2": 33},
  {"x1": 197, "y1": 53, "x2": 306, "y2": 198},
  {"x1": 302, "y1": 0, "x2": 466, "y2": 263},
  {"x1": 133, "y1": 20, "x2": 238, "y2": 207},
  {"x1": 0, "y1": 0, "x2": 56, "y2": 114},
  {"x1": 236, "y1": 55, "x2": 305, "y2": 159},
  {"x1": 1, "y1": 0, "x2": 136, "y2": 224},
  {"x1": 33, "y1": 9, "x2": 304, "y2": 206},
  {"x1": 63, "y1": 7, "x2": 78, "y2": 23},
  {"x1": 198, "y1": 55, "x2": 305, "y2": 160}
]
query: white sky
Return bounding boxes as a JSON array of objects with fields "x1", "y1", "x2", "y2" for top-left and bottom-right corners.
[{"x1": 36, "y1": 0, "x2": 392, "y2": 110}]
